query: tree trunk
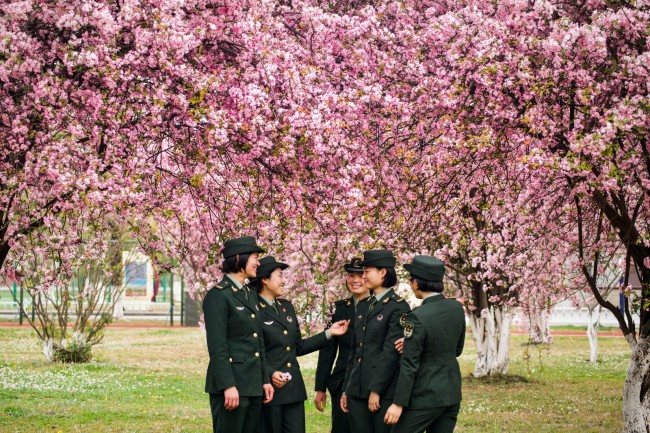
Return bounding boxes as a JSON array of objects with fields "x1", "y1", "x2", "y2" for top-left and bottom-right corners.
[
  {"x1": 470, "y1": 305, "x2": 513, "y2": 377},
  {"x1": 528, "y1": 305, "x2": 552, "y2": 344},
  {"x1": 586, "y1": 305, "x2": 602, "y2": 363},
  {"x1": 623, "y1": 334, "x2": 650, "y2": 432}
]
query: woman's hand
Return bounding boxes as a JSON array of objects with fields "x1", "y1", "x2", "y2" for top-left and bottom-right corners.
[
  {"x1": 328, "y1": 320, "x2": 350, "y2": 336},
  {"x1": 340, "y1": 393, "x2": 349, "y2": 413},
  {"x1": 394, "y1": 337, "x2": 404, "y2": 354},
  {"x1": 314, "y1": 390, "x2": 327, "y2": 412},
  {"x1": 384, "y1": 403, "x2": 403, "y2": 425},
  {"x1": 224, "y1": 386, "x2": 239, "y2": 410},
  {"x1": 262, "y1": 383, "x2": 274, "y2": 404},
  {"x1": 368, "y1": 391, "x2": 381, "y2": 413},
  {"x1": 271, "y1": 371, "x2": 289, "y2": 389}
]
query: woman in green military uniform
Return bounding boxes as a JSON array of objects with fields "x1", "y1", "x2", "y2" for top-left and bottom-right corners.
[
  {"x1": 340, "y1": 249, "x2": 411, "y2": 433},
  {"x1": 249, "y1": 256, "x2": 350, "y2": 433},
  {"x1": 203, "y1": 236, "x2": 275, "y2": 433},
  {"x1": 384, "y1": 255, "x2": 466, "y2": 433},
  {"x1": 314, "y1": 257, "x2": 370, "y2": 433}
]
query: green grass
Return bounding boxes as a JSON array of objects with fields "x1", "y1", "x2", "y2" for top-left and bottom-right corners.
[{"x1": 0, "y1": 327, "x2": 628, "y2": 432}]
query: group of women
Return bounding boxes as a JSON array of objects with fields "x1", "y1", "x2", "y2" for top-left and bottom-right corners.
[{"x1": 203, "y1": 236, "x2": 466, "y2": 433}]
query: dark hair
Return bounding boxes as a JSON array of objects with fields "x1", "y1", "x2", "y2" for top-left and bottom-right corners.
[
  {"x1": 378, "y1": 267, "x2": 397, "y2": 288},
  {"x1": 248, "y1": 277, "x2": 263, "y2": 293},
  {"x1": 220, "y1": 253, "x2": 252, "y2": 274},
  {"x1": 413, "y1": 277, "x2": 444, "y2": 293}
]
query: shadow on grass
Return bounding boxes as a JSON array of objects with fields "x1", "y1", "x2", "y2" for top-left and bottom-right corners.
[{"x1": 465, "y1": 374, "x2": 533, "y2": 385}]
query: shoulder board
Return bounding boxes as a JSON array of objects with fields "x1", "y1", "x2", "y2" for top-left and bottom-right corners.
[
  {"x1": 277, "y1": 298, "x2": 291, "y2": 306},
  {"x1": 214, "y1": 280, "x2": 232, "y2": 290},
  {"x1": 334, "y1": 298, "x2": 351, "y2": 306},
  {"x1": 391, "y1": 293, "x2": 405, "y2": 302}
]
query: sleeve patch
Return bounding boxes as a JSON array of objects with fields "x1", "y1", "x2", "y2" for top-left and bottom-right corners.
[
  {"x1": 399, "y1": 312, "x2": 408, "y2": 328},
  {"x1": 403, "y1": 321, "x2": 414, "y2": 339}
]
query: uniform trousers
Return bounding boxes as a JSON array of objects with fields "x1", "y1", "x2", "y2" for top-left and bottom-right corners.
[
  {"x1": 347, "y1": 396, "x2": 392, "y2": 433},
  {"x1": 260, "y1": 401, "x2": 305, "y2": 433},
  {"x1": 391, "y1": 403, "x2": 461, "y2": 433},
  {"x1": 209, "y1": 394, "x2": 262, "y2": 433},
  {"x1": 330, "y1": 391, "x2": 351, "y2": 433}
]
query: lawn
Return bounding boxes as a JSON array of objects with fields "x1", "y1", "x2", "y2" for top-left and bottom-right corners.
[{"x1": 0, "y1": 326, "x2": 627, "y2": 432}]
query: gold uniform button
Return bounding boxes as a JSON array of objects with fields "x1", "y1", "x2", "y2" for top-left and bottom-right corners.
[
  {"x1": 286, "y1": 347, "x2": 291, "y2": 352},
  {"x1": 358, "y1": 357, "x2": 362, "y2": 363},
  {"x1": 287, "y1": 363, "x2": 292, "y2": 368},
  {"x1": 359, "y1": 342, "x2": 363, "y2": 347},
  {"x1": 253, "y1": 333, "x2": 258, "y2": 338},
  {"x1": 255, "y1": 352, "x2": 259, "y2": 357},
  {"x1": 283, "y1": 330, "x2": 288, "y2": 335},
  {"x1": 251, "y1": 313, "x2": 256, "y2": 318},
  {"x1": 229, "y1": 358, "x2": 233, "y2": 362}
]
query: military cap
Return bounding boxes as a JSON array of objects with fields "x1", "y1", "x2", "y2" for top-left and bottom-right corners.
[
  {"x1": 403, "y1": 255, "x2": 445, "y2": 282},
  {"x1": 344, "y1": 257, "x2": 364, "y2": 273},
  {"x1": 256, "y1": 256, "x2": 289, "y2": 278},
  {"x1": 221, "y1": 236, "x2": 265, "y2": 258},
  {"x1": 358, "y1": 249, "x2": 397, "y2": 268}
]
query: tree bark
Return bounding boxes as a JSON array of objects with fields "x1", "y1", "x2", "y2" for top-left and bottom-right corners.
[
  {"x1": 586, "y1": 305, "x2": 602, "y2": 363},
  {"x1": 528, "y1": 305, "x2": 552, "y2": 345},
  {"x1": 623, "y1": 334, "x2": 650, "y2": 432},
  {"x1": 470, "y1": 305, "x2": 513, "y2": 377}
]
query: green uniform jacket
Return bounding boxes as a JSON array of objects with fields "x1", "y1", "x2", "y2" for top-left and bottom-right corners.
[
  {"x1": 344, "y1": 289, "x2": 411, "y2": 399},
  {"x1": 393, "y1": 295, "x2": 465, "y2": 408},
  {"x1": 203, "y1": 276, "x2": 270, "y2": 396},
  {"x1": 314, "y1": 297, "x2": 356, "y2": 396},
  {"x1": 259, "y1": 297, "x2": 329, "y2": 406}
]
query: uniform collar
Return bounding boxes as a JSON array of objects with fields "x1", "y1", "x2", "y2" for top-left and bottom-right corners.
[
  {"x1": 373, "y1": 287, "x2": 393, "y2": 302},
  {"x1": 353, "y1": 295, "x2": 369, "y2": 307},
  {"x1": 422, "y1": 293, "x2": 444, "y2": 305},
  {"x1": 259, "y1": 294, "x2": 275, "y2": 306},
  {"x1": 226, "y1": 274, "x2": 244, "y2": 289}
]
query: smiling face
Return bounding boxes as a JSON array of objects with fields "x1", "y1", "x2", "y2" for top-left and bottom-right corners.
[
  {"x1": 363, "y1": 266, "x2": 387, "y2": 290},
  {"x1": 244, "y1": 253, "x2": 260, "y2": 278},
  {"x1": 262, "y1": 267, "x2": 285, "y2": 299},
  {"x1": 346, "y1": 271, "x2": 368, "y2": 299}
]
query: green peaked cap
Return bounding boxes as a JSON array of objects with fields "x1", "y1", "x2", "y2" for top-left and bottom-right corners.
[
  {"x1": 358, "y1": 249, "x2": 397, "y2": 268},
  {"x1": 256, "y1": 256, "x2": 289, "y2": 278},
  {"x1": 221, "y1": 236, "x2": 265, "y2": 258},
  {"x1": 344, "y1": 257, "x2": 364, "y2": 273},
  {"x1": 403, "y1": 255, "x2": 445, "y2": 282}
]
